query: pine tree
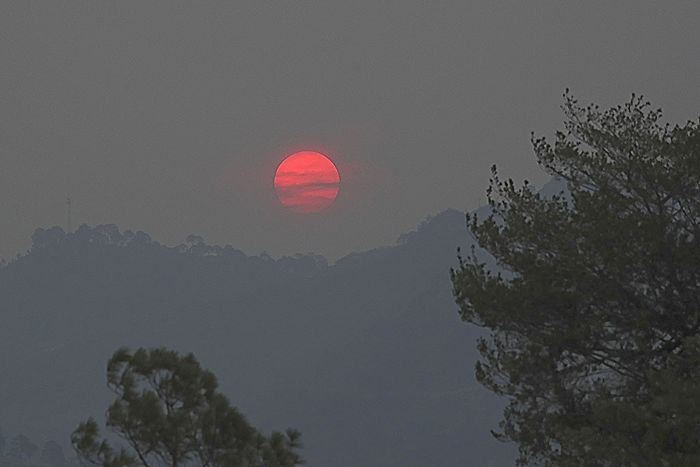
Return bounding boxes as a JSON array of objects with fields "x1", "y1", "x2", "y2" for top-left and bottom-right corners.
[{"x1": 452, "y1": 92, "x2": 700, "y2": 465}]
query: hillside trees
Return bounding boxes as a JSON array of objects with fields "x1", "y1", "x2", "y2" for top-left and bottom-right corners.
[
  {"x1": 72, "y1": 348, "x2": 303, "y2": 467},
  {"x1": 0, "y1": 431, "x2": 68, "y2": 467},
  {"x1": 40, "y1": 441, "x2": 67, "y2": 466},
  {"x1": 7, "y1": 435, "x2": 39, "y2": 464},
  {"x1": 451, "y1": 93, "x2": 700, "y2": 465}
]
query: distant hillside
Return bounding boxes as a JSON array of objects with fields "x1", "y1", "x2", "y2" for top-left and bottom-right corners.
[{"x1": 0, "y1": 197, "x2": 545, "y2": 466}]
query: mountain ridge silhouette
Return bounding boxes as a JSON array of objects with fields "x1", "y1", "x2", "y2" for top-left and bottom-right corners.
[{"x1": 2, "y1": 192, "x2": 576, "y2": 465}]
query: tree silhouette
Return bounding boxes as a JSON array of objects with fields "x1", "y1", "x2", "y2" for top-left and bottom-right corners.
[
  {"x1": 452, "y1": 92, "x2": 700, "y2": 465},
  {"x1": 72, "y1": 348, "x2": 303, "y2": 467}
]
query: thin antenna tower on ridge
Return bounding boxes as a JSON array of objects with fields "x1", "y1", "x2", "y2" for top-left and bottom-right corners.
[{"x1": 66, "y1": 196, "x2": 72, "y2": 232}]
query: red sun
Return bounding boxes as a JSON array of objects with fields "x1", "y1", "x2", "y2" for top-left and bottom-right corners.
[{"x1": 274, "y1": 151, "x2": 340, "y2": 213}]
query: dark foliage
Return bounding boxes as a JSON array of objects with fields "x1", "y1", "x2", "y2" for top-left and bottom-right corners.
[
  {"x1": 452, "y1": 92, "x2": 700, "y2": 465},
  {"x1": 72, "y1": 348, "x2": 303, "y2": 467}
]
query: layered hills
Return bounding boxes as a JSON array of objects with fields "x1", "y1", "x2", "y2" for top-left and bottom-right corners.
[{"x1": 0, "y1": 204, "x2": 520, "y2": 466}]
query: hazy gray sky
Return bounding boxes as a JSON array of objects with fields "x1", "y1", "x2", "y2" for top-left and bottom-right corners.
[{"x1": 1, "y1": 1, "x2": 698, "y2": 261}]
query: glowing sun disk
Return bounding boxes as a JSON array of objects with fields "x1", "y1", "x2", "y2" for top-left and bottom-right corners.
[{"x1": 274, "y1": 151, "x2": 340, "y2": 213}]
